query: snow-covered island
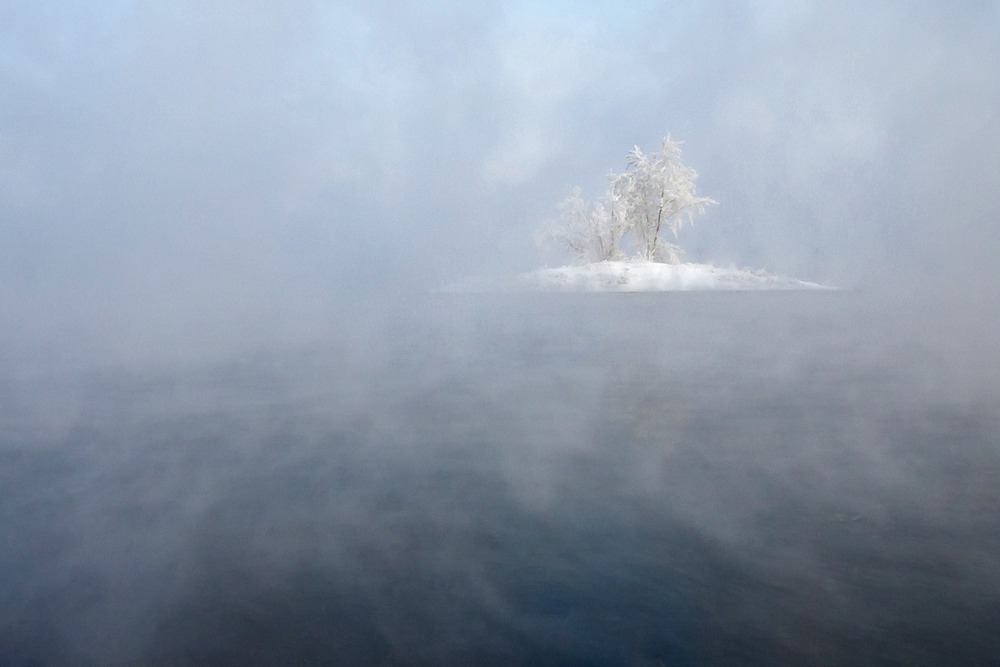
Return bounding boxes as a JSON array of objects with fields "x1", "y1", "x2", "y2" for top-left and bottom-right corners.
[
  {"x1": 439, "y1": 261, "x2": 831, "y2": 293},
  {"x1": 441, "y1": 133, "x2": 833, "y2": 293},
  {"x1": 515, "y1": 261, "x2": 830, "y2": 292}
]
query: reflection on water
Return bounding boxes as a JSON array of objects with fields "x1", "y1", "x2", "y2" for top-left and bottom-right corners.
[{"x1": 2, "y1": 293, "x2": 999, "y2": 665}]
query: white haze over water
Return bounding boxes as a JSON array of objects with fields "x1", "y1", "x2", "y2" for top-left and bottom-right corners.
[
  {"x1": 2, "y1": 2, "x2": 1000, "y2": 664},
  {"x1": 3, "y1": 292, "x2": 1000, "y2": 664}
]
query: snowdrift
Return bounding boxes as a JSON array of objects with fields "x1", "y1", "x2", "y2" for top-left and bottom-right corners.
[{"x1": 440, "y1": 261, "x2": 832, "y2": 293}]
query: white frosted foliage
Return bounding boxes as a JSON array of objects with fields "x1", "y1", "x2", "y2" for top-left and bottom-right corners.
[{"x1": 540, "y1": 134, "x2": 715, "y2": 264}]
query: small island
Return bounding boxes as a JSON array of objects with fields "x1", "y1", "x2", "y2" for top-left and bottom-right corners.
[
  {"x1": 440, "y1": 133, "x2": 832, "y2": 293},
  {"x1": 515, "y1": 261, "x2": 830, "y2": 292}
]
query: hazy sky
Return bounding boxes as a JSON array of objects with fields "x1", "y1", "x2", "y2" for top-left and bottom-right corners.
[{"x1": 2, "y1": 1, "x2": 998, "y2": 363}]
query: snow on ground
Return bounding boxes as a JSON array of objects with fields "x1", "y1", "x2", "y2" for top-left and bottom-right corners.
[{"x1": 439, "y1": 261, "x2": 832, "y2": 293}]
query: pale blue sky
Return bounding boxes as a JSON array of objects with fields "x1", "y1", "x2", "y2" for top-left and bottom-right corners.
[{"x1": 2, "y1": 1, "x2": 998, "y2": 361}]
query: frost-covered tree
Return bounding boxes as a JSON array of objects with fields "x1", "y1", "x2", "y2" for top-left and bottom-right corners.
[
  {"x1": 540, "y1": 134, "x2": 715, "y2": 264},
  {"x1": 616, "y1": 136, "x2": 716, "y2": 263},
  {"x1": 536, "y1": 187, "x2": 627, "y2": 263}
]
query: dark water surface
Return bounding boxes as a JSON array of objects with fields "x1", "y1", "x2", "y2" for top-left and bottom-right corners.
[{"x1": 2, "y1": 293, "x2": 999, "y2": 665}]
